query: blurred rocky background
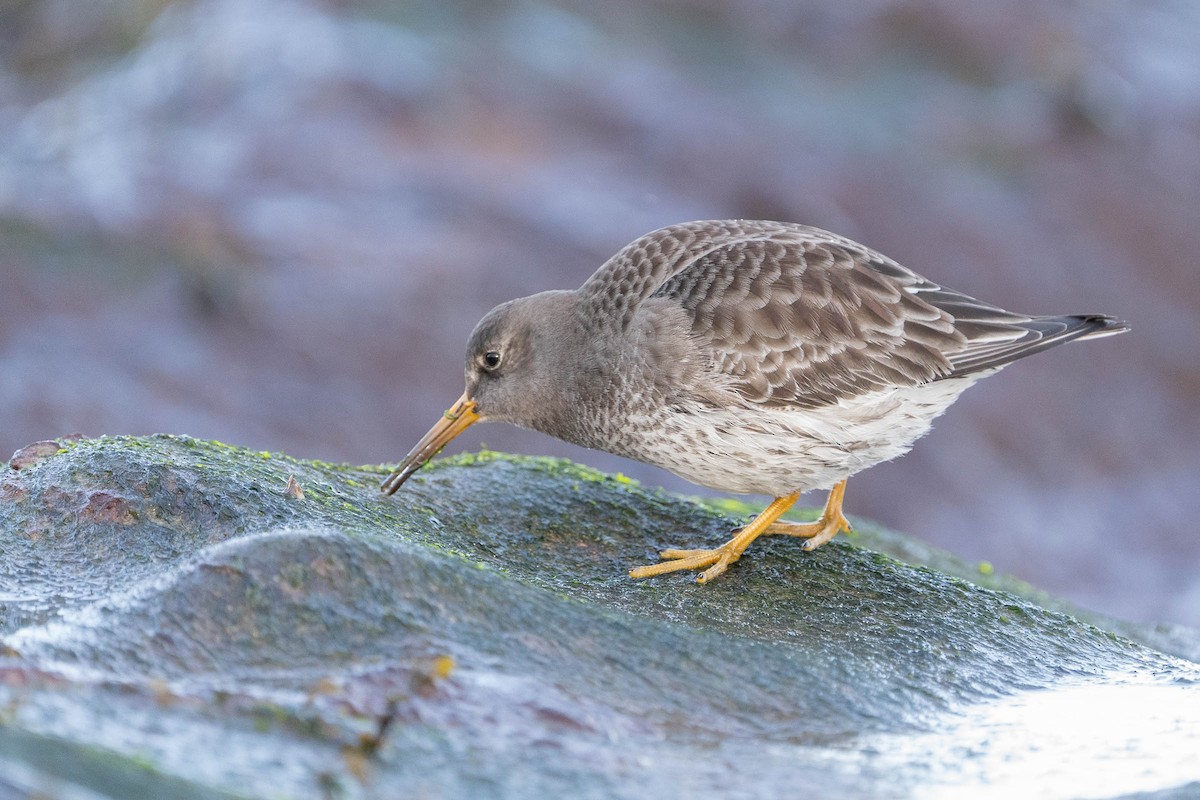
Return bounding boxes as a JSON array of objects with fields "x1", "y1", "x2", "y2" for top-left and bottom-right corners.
[{"x1": 1, "y1": 0, "x2": 1197, "y2": 626}]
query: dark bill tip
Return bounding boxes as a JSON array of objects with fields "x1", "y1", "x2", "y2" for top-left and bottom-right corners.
[{"x1": 380, "y1": 393, "x2": 480, "y2": 495}]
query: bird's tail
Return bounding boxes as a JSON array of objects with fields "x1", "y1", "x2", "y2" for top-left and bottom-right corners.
[
  {"x1": 945, "y1": 314, "x2": 1129, "y2": 378},
  {"x1": 1066, "y1": 314, "x2": 1132, "y2": 341}
]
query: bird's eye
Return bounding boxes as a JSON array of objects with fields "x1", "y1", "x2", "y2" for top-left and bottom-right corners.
[{"x1": 482, "y1": 351, "x2": 502, "y2": 370}]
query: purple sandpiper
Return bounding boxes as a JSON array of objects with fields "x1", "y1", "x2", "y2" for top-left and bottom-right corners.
[{"x1": 382, "y1": 220, "x2": 1129, "y2": 583}]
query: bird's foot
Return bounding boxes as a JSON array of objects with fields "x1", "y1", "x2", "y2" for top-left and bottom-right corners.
[
  {"x1": 628, "y1": 482, "x2": 853, "y2": 584},
  {"x1": 628, "y1": 505, "x2": 851, "y2": 584},
  {"x1": 628, "y1": 491, "x2": 802, "y2": 584},
  {"x1": 628, "y1": 540, "x2": 748, "y2": 584},
  {"x1": 764, "y1": 509, "x2": 852, "y2": 551},
  {"x1": 764, "y1": 478, "x2": 852, "y2": 551}
]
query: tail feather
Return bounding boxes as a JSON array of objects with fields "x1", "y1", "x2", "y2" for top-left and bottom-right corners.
[{"x1": 944, "y1": 314, "x2": 1129, "y2": 378}]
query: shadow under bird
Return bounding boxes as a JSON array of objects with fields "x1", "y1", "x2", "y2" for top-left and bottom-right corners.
[{"x1": 382, "y1": 220, "x2": 1128, "y2": 583}]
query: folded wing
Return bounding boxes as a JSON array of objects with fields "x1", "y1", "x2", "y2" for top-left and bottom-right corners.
[{"x1": 579, "y1": 220, "x2": 1127, "y2": 408}]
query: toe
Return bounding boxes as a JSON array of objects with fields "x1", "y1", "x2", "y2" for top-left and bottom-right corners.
[
  {"x1": 629, "y1": 548, "x2": 721, "y2": 579},
  {"x1": 697, "y1": 559, "x2": 730, "y2": 584},
  {"x1": 629, "y1": 542, "x2": 741, "y2": 580},
  {"x1": 659, "y1": 548, "x2": 715, "y2": 559},
  {"x1": 765, "y1": 519, "x2": 821, "y2": 538},
  {"x1": 800, "y1": 527, "x2": 838, "y2": 551}
]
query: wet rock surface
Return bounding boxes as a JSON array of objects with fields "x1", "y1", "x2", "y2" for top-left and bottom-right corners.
[
  {"x1": 1, "y1": 435, "x2": 1198, "y2": 798},
  {"x1": 1, "y1": 0, "x2": 1198, "y2": 628}
]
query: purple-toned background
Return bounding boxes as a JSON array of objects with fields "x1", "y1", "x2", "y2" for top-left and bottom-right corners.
[{"x1": 2, "y1": 0, "x2": 1197, "y2": 626}]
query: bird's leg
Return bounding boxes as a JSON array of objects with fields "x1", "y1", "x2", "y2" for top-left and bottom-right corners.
[
  {"x1": 629, "y1": 480, "x2": 853, "y2": 584},
  {"x1": 762, "y1": 478, "x2": 852, "y2": 551},
  {"x1": 629, "y1": 492, "x2": 802, "y2": 584}
]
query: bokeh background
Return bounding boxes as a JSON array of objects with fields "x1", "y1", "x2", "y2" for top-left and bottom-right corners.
[{"x1": 2, "y1": 0, "x2": 1197, "y2": 626}]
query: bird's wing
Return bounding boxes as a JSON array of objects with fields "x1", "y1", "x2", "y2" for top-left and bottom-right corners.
[{"x1": 579, "y1": 220, "x2": 1084, "y2": 408}]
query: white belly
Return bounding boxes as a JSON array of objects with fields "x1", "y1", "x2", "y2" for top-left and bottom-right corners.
[{"x1": 624, "y1": 376, "x2": 984, "y2": 497}]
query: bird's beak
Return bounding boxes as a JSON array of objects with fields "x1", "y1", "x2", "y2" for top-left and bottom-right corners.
[{"x1": 380, "y1": 391, "x2": 480, "y2": 495}]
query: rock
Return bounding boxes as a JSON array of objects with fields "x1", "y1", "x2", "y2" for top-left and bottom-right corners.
[
  {"x1": 8, "y1": 440, "x2": 64, "y2": 471},
  {"x1": 1, "y1": 435, "x2": 1198, "y2": 799}
]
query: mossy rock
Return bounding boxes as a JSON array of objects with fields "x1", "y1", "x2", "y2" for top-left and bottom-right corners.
[{"x1": 1, "y1": 435, "x2": 1198, "y2": 799}]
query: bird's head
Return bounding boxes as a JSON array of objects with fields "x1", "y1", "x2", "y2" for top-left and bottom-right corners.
[{"x1": 380, "y1": 290, "x2": 579, "y2": 494}]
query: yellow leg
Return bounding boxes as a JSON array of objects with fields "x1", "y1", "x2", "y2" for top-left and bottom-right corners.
[
  {"x1": 629, "y1": 492, "x2": 801, "y2": 584},
  {"x1": 628, "y1": 480, "x2": 852, "y2": 584},
  {"x1": 763, "y1": 478, "x2": 852, "y2": 551}
]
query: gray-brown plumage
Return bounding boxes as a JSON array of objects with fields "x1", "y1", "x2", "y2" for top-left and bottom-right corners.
[{"x1": 383, "y1": 220, "x2": 1128, "y2": 584}]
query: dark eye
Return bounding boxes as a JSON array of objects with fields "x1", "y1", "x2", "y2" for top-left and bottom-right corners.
[{"x1": 482, "y1": 351, "x2": 502, "y2": 370}]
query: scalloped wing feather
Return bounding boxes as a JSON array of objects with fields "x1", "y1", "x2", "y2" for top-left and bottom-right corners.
[{"x1": 579, "y1": 220, "x2": 1126, "y2": 409}]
